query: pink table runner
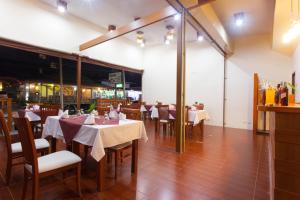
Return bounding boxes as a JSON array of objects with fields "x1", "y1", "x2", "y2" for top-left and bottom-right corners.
[{"x1": 59, "y1": 115, "x2": 119, "y2": 143}]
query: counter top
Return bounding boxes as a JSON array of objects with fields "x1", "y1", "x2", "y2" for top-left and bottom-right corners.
[{"x1": 257, "y1": 105, "x2": 300, "y2": 113}]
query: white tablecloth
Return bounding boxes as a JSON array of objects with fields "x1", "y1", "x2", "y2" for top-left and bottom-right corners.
[
  {"x1": 42, "y1": 116, "x2": 148, "y2": 161},
  {"x1": 151, "y1": 107, "x2": 209, "y2": 125},
  {"x1": 25, "y1": 111, "x2": 41, "y2": 122}
]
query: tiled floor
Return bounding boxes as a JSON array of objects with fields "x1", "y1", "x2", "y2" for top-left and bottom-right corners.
[{"x1": 0, "y1": 120, "x2": 269, "y2": 200}]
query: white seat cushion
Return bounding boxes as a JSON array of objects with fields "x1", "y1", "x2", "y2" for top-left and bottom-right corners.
[
  {"x1": 160, "y1": 119, "x2": 169, "y2": 123},
  {"x1": 25, "y1": 150, "x2": 81, "y2": 174},
  {"x1": 11, "y1": 138, "x2": 50, "y2": 153}
]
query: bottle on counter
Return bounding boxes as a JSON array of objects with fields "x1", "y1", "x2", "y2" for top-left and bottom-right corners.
[
  {"x1": 275, "y1": 84, "x2": 281, "y2": 105},
  {"x1": 280, "y1": 82, "x2": 289, "y2": 106}
]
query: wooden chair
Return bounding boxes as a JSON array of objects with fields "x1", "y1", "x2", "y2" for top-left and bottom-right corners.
[
  {"x1": 97, "y1": 106, "x2": 110, "y2": 116},
  {"x1": 107, "y1": 108, "x2": 141, "y2": 179},
  {"x1": 185, "y1": 106, "x2": 194, "y2": 138},
  {"x1": 157, "y1": 105, "x2": 172, "y2": 135},
  {"x1": 0, "y1": 110, "x2": 50, "y2": 185},
  {"x1": 13, "y1": 117, "x2": 82, "y2": 200},
  {"x1": 193, "y1": 103, "x2": 204, "y2": 110},
  {"x1": 35, "y1": 105, "x2": 60, "y2": 135}
]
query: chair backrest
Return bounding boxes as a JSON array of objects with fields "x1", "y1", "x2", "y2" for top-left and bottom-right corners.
[
  {"x1": 120, "y1": 108, "x2": 141, "y2": 120},
  {"x1": 185, "y1": 106, "x2": 190, "y2": 122},
  {"x1": 13, "y1": 117, "x2": 38, "y2": 173},
  {"x1": 40, "y1": 105, "x2": 60, "y2": 124},
  {"x1": 97, "y1": 106, "x2": 110, "y2": 116},
  {"x1": 0, "y1": 110, "x2": 13, "y2": 155},
  {"x1": 158, "y1": 105, "x2": 169, "y2": 120}
]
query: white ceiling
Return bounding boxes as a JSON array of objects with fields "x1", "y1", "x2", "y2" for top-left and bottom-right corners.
[
  {"x1": 40, "y1": 0, "x2": 275, "y2": 47},
  {"x1": 211, "y1": 0, "x2": 275, "y2": 37}
]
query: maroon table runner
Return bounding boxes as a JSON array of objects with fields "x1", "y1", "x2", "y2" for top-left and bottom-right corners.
[
  {"x1": 59, "y1": 115, "x2": 119, "y2": 144},
  {"x1": 169, "y1": 110, "x2": 176, "y2": 119},
  {"x1": 144, "y1": 105, "x2": 153, "y2": 111}
]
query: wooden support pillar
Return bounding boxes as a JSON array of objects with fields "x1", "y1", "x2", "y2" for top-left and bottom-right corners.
[
  {"x1": 122, "y1": 70, "x2": 126, "y2": 99},
  {"x1": 59, "y1": 58, "x2": 64, "y2": 109},
  {"x1": 175, "y1": 9, "x2": 186, "y2": 153},
  {"x1": 76, "y1": 56, "x2": 82, "y2": 111}
]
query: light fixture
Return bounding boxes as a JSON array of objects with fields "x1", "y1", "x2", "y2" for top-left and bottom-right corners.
[
  {"x1": 0, "y1": 82, "x2": 2, "y2": 91},
  {"x1": 108, "y1": 25, "x2": 116, "y2": 33},
  {"x1": 136, "y1": 31, "x2": 144, "y2": 44},
  {"x1": 166, "y1": 25, "x2": 175, "y2": 41},
  {"x1": 282, "y1": 0, "x2": 300, "y2": 44},
  {"x1": 197, "y1": 32, "x2": 204, "y2": 42},
  {"x1": 174, "y1": 13, "x2": 180, "y2": 21},
  {"x1": 164, "y1": 36, "x2": 170, "y2": 45},
  {"x1": 57, "y1": 0, "x2": 67, "y2": 13},
  {"x1": 234, "y1": 12, "x2": 244, "y2": 27}
]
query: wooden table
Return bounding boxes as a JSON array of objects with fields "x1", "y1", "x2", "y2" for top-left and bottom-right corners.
[{"x1": 43, "y1": 116, "x2": 148, "y2": 192}]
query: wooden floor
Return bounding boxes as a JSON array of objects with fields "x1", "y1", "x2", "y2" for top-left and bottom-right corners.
[{"x1": 0, "y1": 120, "x2": 269, "y2": 200}]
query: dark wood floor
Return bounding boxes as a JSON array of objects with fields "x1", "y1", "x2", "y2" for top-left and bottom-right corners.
[{"x1": 0, "y1": 120, "x2": 269, "y2": 200}]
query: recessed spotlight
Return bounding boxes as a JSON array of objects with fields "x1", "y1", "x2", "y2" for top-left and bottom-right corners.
[
  {"x1": 57, "y1": 0, "x2": 67, "y2": 13},
  {"x1": 140, "y1": 40, "x2": 145, "y2": 48},
  {"x1": 174, "y1": 13, "x2": 180, "y2": 21},
  {"x1": 234, "y1": 12, "x2": 244, "y2": 27},
  {"x1": 108, "y1": 25, "x2": 116, "y2": 33},
  {"x1": 197, "y1": 32, "x2": 204, "y2": 42},
  {"x1": 136, "y1": 31, "x2": 144, "y2": 44}
]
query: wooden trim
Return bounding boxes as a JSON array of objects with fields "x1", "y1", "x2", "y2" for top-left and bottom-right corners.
[
  {"x1": 0, "y1": 37, "x2": 78, "y2": 61},
  {"x1": 0, "y1": 37, "x2": 142, "y2": 74},
  {"x1": 76, "y1": 56, "x2": 82, "y2": 110},
  {"x1": 175, "y1": 9, "x2": 186, "y2": 153},
  {"x1": 81, "y1": 56, "x2": 143, "y2": 74},
  {"x1": 253, "y1": 73, "x2": 259, "y2": 133},
  {"x1": 187, "y1": 0, "x2": 216, "y2": 10},
  {"x1": 79, "y1": 6, "x2": 177, "y2": 51}
]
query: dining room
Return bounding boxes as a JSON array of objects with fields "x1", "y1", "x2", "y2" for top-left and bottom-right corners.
[{"x1": 0, "y1": 0, "x2": 298, "y2": 200}]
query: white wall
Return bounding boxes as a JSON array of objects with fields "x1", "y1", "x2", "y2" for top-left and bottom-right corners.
[
  {"x1": 142, "y1": 34, "x2": 293, "y2": 129},
  {"x1": 0, "y1": 0, "x2": 143, "y2": 69},
  {"x1": 142, "y1": 42, "x2": 225, "y2": 126},
  {"x1": 225, "y1": 34, "x2": 293, "y2": 129}
]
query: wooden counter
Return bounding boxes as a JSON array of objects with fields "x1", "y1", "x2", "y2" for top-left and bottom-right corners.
[{"x1": 258, "y1": 105, "x2": 300, "y2": 200}]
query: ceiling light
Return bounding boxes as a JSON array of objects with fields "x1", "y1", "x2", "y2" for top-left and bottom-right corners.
[
  {"x1": 174, "y1": 14, "x2": 180, "y2": 21},
  {"x1": 108, "y1": 25, "x2": 116, "y2": 33},
  {"x1": 197, "y1": 32, "x2": 204, "y2": 42},
  {"x1": 57, "y1": 0, "x2": 67, "y2": 13},
  {"x1": 234, "y1": 12, "x2": 244, "y2": 27},
  {"x1": 164, "y1": 36, "x2": 170, "y2": 45},
  {"x1": 140, "y1": 40, "x2": 145, "y2": 48},
  {"x1": 136, "y1": 31, "x2": 144, "y2": 44},
  {"x1": 166, "y1": 25, "x2": 175, "y2": 41}
]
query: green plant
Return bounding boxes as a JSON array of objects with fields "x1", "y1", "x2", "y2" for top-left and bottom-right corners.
[{"x1": 87, "y1": 101, "x2": 96, "y2": 113}]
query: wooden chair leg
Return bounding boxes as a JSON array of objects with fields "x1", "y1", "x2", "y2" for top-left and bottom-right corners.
[
  {"x1": 114, "y1": 151, "x2": 118, "y2": 179},
  {"x1": 32, "y1": 175, "x2": 39, "y2": 200},
  {"x1": 120, "y1": 151, "x2": 123, "y2": 163},
  {"x1": 163, "y1": 124, "x2": 167, "y2": 134},
  {"x1": 5, "y1": 157, "x2": 12, "y2": 185},
  {"x1": 84, "y1": 146, "x2": 89, "y2": 163},
  {"x1": 22, "y1": 169, "x2": 28, "y2": 200},
  {"x1": 76, "y1": 164, "x2": 82, "y2": 197}
]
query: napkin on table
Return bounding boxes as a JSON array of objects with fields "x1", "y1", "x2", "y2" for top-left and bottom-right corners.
[
  {"x1": 119, "y1": 112, "x2": 126, "y2": 120},
  {"x1": 109, "y1": 110, "x2": 118, "y2": 119},
  {"x1": 59, "y1": 110, "x2": 69, "y2": 119},
  {"x1": 84, "y1": 114, "x2": 95, "y2": 125}
]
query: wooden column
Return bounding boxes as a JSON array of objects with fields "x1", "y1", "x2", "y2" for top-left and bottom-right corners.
[
  {"x1": 175, "y1": 9, "x2": 186, "y2": 153},
  {"x1": 253, "y1": 73, "x2": 258, "y2": 133},
  {"x1": 76, "y1": 56, "x2": 82, "y2": 110},
  {"x1": 122, "y1": 70, "x2": 126, "y2": 99},
  {"x1": 59, "y1": 58, "x2": 64, "y2": 109}
]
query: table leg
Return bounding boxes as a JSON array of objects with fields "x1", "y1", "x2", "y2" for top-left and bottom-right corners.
[
  {"x1": 51, "y1": 137, "x2": 57, "y2": 153},
  {"x1": 72, "y1": 141, "x2": 80, "y2": 156},
  {"x1": 97, "y1": 155, "x2": 106, "y2": 192},
  {"x1": 131, "y1": 139, "x2": 138, "y2": 174}
]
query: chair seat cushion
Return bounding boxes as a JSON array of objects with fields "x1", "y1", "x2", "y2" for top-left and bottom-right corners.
[
  {"x1": 25, "y1": 150, "x2": 81, "y2": 174},
  {"x1": 11, "y1": 138, "x2": 50, "y2": 153},
  {"x1": 160, "y1": 119, "x2": 169, "y2": 123},
  {"x1": 109, "y1": 142, "x2": 132, "y2": 151}
]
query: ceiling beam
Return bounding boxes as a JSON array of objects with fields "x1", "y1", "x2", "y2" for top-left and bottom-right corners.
[
  {"x1": 79, "y1": 6, "x2": 177, "y2": 51},
  {"x1": 187, "y1": 0, "x2": 215, "y2": 10},
  {"x1": 167, "y1": 0, "x2": 232, "y2": 55}
]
